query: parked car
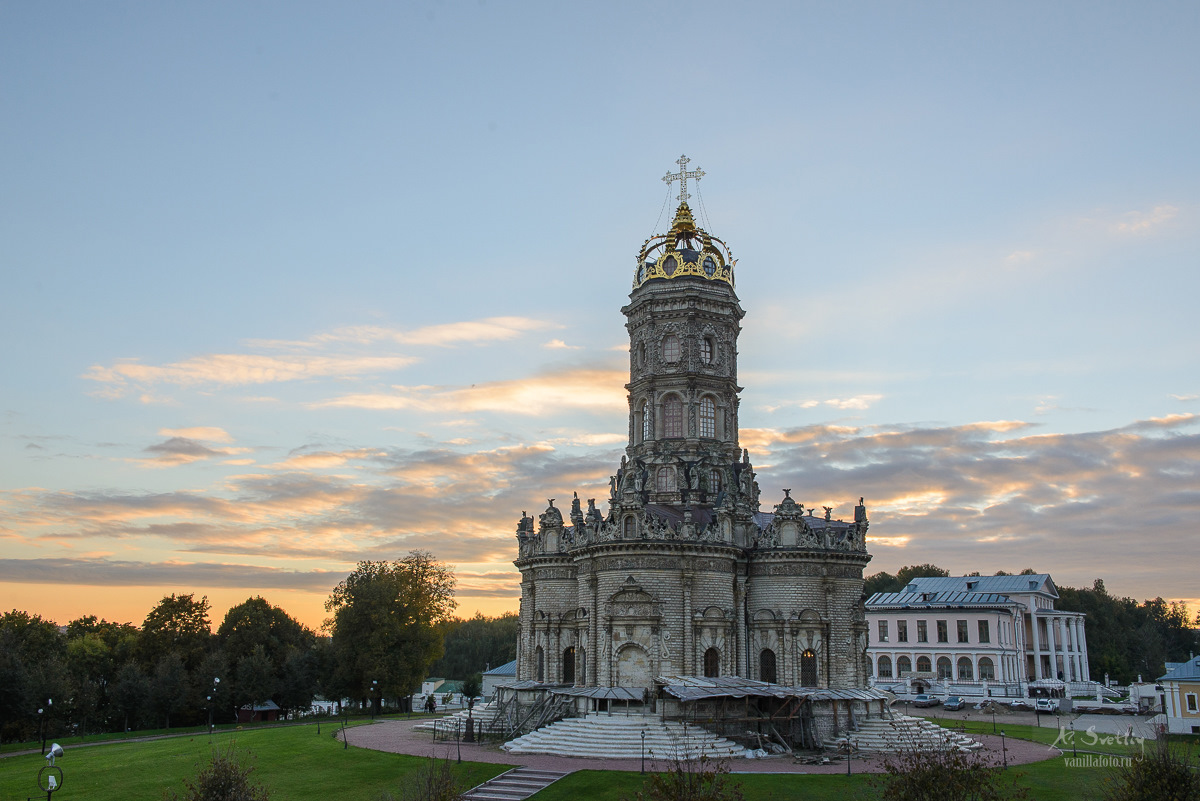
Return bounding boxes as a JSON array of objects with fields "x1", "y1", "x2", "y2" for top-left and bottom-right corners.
[
  {"x1": 943, "y1": 696, "x2": 966, "y2": 711},
  {"x1": 1034, "y1": 698, "x2": 1059, "y2": 712},
  {"x1": 1008, "y1": 699, "x2": 1033, "y2": 710},
  {"x1": 912, "y1": 694, "x2": 940, "y2": 708}
]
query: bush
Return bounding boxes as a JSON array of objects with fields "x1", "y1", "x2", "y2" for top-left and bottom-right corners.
[
  {"x1": 378, "y1": 757, "x2": 463, "y2": 801},
  {"x1": 626, "y1": 752, "x2": 744, "y2": 801},
  {"x1": 164, "y1": 743, "x2": 269, "y2": 801},
  {"x1": 1102, "y1": 737, "x2": 1200, "y2": 801},
  {"x1": 874, "y1": 744, "x2": 1029, "y2": 801}
]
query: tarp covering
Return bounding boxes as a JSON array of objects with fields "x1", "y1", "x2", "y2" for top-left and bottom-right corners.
[
  {"x1": 550, "y1": 686, "x2": 646, "y2": 701},
  {"x1": 655, "y1": 675, "x2": 890, "y2": 703}
]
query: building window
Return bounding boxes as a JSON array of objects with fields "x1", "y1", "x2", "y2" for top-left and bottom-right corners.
[
  {"x1": 877, "y1": 655, "x2": 893, "y2": 678},
  {"x1": 979, "y1": 657, "x2": 995, "y2": 681},
  {"x1": 700, "y1": 337, "x2": 713, "y2": 364},
  {"x1": 957, "y1": 657, "x2": 973, "y2": 681},
  {"x1": 1188, "y1": 694, "x2": 1198, "y2": 713},
  {"x1": 937, "y1": 621, "x2": 948, "y2": 643},
  {"x1": 957, "y1": 620, "x2": 969, "y2": 643},
  {"x1": 641, "y1": 401, "x2": 650, "y2": 442},
  {"x1": 699, "y1": 397, "x2": 716, "y2": 438},
  {"x1": 937, "y1": 657, "x2": 952, "y2": 679},
  {"x1": 917, "y1": 620, "x2": 928, "y2": 643},
  {"x1": 536, "y1": 646, "x2": 545, "y2": 682},
  {"x1": 800, "y1": 649, "x2": 818, "y2": 686},
  {"x1": 662, "y1": 335, "x2": 680, "y2": 363},
  {"x1": 897, "y1": 620, "x2": 908, "y2": 642},
  {"x1": 760, "y1": 649, "x2": 777, "y2": 684},
  {"x1": 709, "y1": 469, "x2": 722, "y2": 492},
  {"x1": 877, "y1": 620, "x2": 889, "y2": 643},
  {"x1": 656, "y1": 466, "x2": 676, "y2": 493},
  {"x1": 978, "y1": 620, "x2": 990, "y2": 644},
  {"x1": 562, "y1": 647, "x2": 575, "y2": 683},
  {"x1": 623, "y1": 516, "x2": 635, "y2": 538},
  {"x1": 703, "y1": 648, "x2": 720, "y2": 678},
  {"x1": 663, "y1": 396, "x2": 683, "y2": 437},
  {"x1": 897, "y1": 656, "x2": 912, "y2": 675},
  {"x1": 917, "y1": 656, "x2": 931, "y2": 673}
]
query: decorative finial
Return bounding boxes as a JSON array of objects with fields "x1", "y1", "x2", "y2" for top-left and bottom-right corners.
[
  {"x1": 547, "y1": 498, "x2": 555, "y2": 507},
  {"x1": 662, "y1": 154, "x2": 705, "y2": 205},
  {"x1": 783, "y1": 489, "x2": 791, "y2": 498}
]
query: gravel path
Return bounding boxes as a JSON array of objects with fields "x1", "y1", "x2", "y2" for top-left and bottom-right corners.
[{"x1": 345, "y1": 717, "x2": 1060, "y2": 775}]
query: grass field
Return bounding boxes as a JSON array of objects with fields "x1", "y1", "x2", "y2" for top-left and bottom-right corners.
[
  {"x1": 0, "y1": 722, "x2": 506, "y2": 801},
  {"x1": 531, "y1": 756, "x2": 1107, "y2": 801}
]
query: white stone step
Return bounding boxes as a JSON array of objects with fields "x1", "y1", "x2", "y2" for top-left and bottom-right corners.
[
  {"x1": 501, "y1": 714, "x2": 744, "y2": 759},
  {"x1": 463, "y1": 768, "x2": 571, "y2": 801}
]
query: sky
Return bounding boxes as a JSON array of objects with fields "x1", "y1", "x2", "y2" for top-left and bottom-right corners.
[{"x1": 2, "y1": 1, "x2": 1198, "y2": 632}]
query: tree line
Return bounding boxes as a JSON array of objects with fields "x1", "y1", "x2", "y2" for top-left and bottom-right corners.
[
  {"x1": 865, "y1": 564, "x2": 1200, "y2": 684},
  {"x1": 0, "y1": 552, "x2": 519, "y2": 744}
]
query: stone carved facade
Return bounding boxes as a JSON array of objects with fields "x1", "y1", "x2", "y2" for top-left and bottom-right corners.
[{"x1": 515, "y1": 194, "x2": 873, "y2": 692}]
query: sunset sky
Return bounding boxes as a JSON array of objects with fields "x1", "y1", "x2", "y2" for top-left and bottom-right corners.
[{"x1": 2, "y1": 2, "x2": 1198, "y2": 632}]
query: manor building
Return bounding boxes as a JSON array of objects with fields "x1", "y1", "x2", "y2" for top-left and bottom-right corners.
[{"x1": 512, "y1": 160, "x2": 874, "y2": 695}]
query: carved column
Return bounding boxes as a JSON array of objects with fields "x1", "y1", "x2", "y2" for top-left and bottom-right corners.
[
  {"x1": 681, "y1": 572, "x2": 692, "y2": 676},
  {"x1": 1030, "y1": 610, "x2": 1043, "y2": 680}
]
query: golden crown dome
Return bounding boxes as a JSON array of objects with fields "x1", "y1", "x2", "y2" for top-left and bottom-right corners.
[{"x1": 634, "y1": 201, "x2": 736, "y2": 289}]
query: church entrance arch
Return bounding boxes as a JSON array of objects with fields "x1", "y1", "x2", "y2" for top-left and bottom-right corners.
[
  {"x1": 616, "y1": 644, "x2": 651, "y2": 689},
  {"x1": 562, "y1": 647, "x2": 575, "y2": 684}
]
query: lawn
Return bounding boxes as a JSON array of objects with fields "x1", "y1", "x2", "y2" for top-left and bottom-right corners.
[
  {"x1": 0, "y1": 722, "x2": 507, "y2": 801},
  {"x1": 530, "y1": 757, "x2": 1105, "y2": 801}
]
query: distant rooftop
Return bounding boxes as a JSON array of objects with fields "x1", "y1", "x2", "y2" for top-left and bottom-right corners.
[
  {"x1": 484, "y1": 659, "x2": 517, "y2": 677},
  {"x1": 868, "y1": 590, "x2": 1022, "y2": 608},
  {"x1": 900, "y1": 574, "x2": 1058, "y2": 598},
  {"x1": 1159, "y1": 657, "x2": 1200, "y2": 682}
]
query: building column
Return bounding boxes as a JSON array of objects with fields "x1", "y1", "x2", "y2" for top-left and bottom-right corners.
[
  {"x1": 1078, "y1": 618, "x2": 1090, "y2": 681},
  {"x1": 1045, "y1": 616, "x2": 1058, "y2": 680},
  {"x1": 681, "y1": 574, "x2": 692, "y2": 676},
  {"x1": 1030, "y1": 612, "x2": 1043, "y2": 680},
  {"x1": 1071, "y1": 618, "x2": 1082, "y2": 681}
]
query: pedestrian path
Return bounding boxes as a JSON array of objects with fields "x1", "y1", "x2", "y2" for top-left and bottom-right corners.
[{"x1": 463, "y1": 767, "x2": 571, "y2": 801}]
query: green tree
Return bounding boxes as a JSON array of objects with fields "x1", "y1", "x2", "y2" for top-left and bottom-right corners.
[
  {"x1": 140, "y1": 594, "x2": 212, "y2": 671},
  {"x1": 217, "y1": 597, "x2": 314, "y2": 671},
  {"x1": 235, "y1": 645, "x2": 276, "y2": 714},
  {"x1": 428, "y1": 612, "x2": 518, "y2": 680},
  {"x1": 110, "y1": 662, "x2": 149, "y2": 732},
  {"x1": 325, "y1": 552, "x2": 456, "y2": 713},
  {"x1": 150, "y1": 652, "x2": 189, "y2": 728},
  {"x1": 276, "y1": 648, "x2": 318, "y2": 719}
]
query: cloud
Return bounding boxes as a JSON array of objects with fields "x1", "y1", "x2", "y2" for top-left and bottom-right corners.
[
  {"x1": 251, "y1": 317, "x2": 555, "y2": 349},
  {"x1": 542, "y1": 339, "x2": 581, "y2": 350},
  {"x1": 763, "y1": 395, "x2": 884, "y2": 413},
  {"x1": 316, "y1": 368, "x2": 627, "y2": 416},
  {"x1": 1171, "y1": 394, "x2": 1198, "y2": 402},
  {"x1": 0, "y1": 558, "x2": 341, "y2": 590},
  {"x1": 1113, "y1": 205, "x2": 1178, "y2": 235},
  {"x1": 137, "y1": 436, "x2": 251, "y2": 467},
  {"x1": 159, "y1": 427, "x2": 233, "y2": 443},
  {"x1": 85, "y1": 354, "x2": 418, "y2": 396}
]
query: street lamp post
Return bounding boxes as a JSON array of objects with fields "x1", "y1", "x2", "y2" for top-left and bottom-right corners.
[
  {"x1": 1070, "y1": 721, "x2": 1076, "y2": 758},
  {"x1": 1000, "y1": 731, "x2": 1007, "y2": 769},
  {"x1": 209, "y1": 678, "x2": 220, "y2": 734},
  {"x1": 846, "y1": 738, "x2": 853, "y2": 776},
  {"x1": 640, "y1": 730, "x2": 646, "y2": 774},
  {"x1": 371, "y1": 680, "x2": 378, "y2": 721},
  {"x1": 38, "y1": 707, "x2": 45, "y2": 756}
]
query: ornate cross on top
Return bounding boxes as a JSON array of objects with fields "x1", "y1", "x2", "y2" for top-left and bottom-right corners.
[{"x1": 662, "y1": 154, "x2": 705, "y2": 204}]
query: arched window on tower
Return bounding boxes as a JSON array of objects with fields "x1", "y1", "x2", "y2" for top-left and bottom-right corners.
[
  {"x1": 662, "y1": 335, "x2": 680, "y2": 363},
  {"x1": 699, "y1": 397, "x2": 716, "y2": 438},
  {"x1": 709, "y1": 469, "x2": 722, "y2": 493},
  {"x1": 536, "y1": 646, "x2": 545, "y2": 682},
  {"x1": 700, "y1": 336, "x2": 713, "y2": 365},
  {"x1": 800, "y1": 649, "x2": 818, "y2": 686},
  {"x1": 562, "y1": 647, "x2": 575, "y2": 684},
  {"x1": 656, "y1": 466, "x2": 676, "y2": 493},
  {"x1": 663, "y1": 396, "x2": 683, "y2": 438},
  {"x1": 641, "y1": 401, "x2": 651, "y2": 442},
  {"x1": 759, "y1": 648, "x2": 777, "y2": 684},
  {"x1": 623, "y1": 516, "x2": 636, "y2": 538},
  {"x1": 703, "y1": 648, "x2": 720, "y2": 678}
]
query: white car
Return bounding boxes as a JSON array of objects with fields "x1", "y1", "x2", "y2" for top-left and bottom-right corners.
[{"x1": 1034, "y1": 698, "x2": 1059, "y2": 712}]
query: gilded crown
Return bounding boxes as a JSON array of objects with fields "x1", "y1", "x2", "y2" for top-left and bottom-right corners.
[{"x1": 634, "y1": 202, "x2": 736, "y2": 289}]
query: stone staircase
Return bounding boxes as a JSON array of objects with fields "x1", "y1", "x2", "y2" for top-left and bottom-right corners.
[
  {"x1": 502, "y1": 712, "x2": 745, "y2": 759},
  {"x1": 463, "y1": 767, "x2": 570, "y2": 801},
  {"x1": 412, "y1": 702, "x2": 509, "y2": 736},
  {"x1": 832, "y1": 715, "x2": 982, "y2": 753}
]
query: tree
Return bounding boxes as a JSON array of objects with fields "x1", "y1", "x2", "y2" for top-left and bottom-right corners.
[
  {"x1": 217, "y1": 597, "x2": 314, "y2": 671},
  {"x1": 276, "y1": 648, "x2": 318, "y2": 719},
  {"x1": 1102, "y1": 737, "x2": 1200, "y2": 801},
  {"x1": 325, "y1": 552, "x2": 456, "y2": 712},
  {"x1": 140, "y1": 594, "x2": 212, "y2": 670},
  {"x1": 110, "y1": 662, "x2": 149, "y2": 733},
  {"x1": 235, "y1": 645, "x2": 276, "y2": 714},
  {"x1": 428, "y1": 612, "x2": 518, "y2": 680},
  {"x1": 150, "y1": 652, "x2": 189, "y2": 728}
]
